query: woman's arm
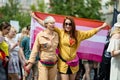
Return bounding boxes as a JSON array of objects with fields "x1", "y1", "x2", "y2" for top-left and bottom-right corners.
[
  {"x1": 24, "y1": 33, "x2": 40, "y2": 71},
  {"x1": 111, "y1": 50, "x2": 120, "y2": 57},
  {"x1": 96, "y1": 22, "x2": 108, "y2": 32},
  {"x1": 18, "y1": 48, "x2": 27, "y2": 66},
  {"x1": 77, "y1": 22, "x2": 109, "y2": 41},
  {"x1": 31, "y1": 12, "x2": 44, "y2": 26}
]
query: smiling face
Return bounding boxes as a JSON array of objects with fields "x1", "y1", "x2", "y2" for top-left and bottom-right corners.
[
  {"x1": 45, "y1": 22, "x2": 55, "y2": 31},
  {"x1": 64, "y1": 19, "x2": 72, "y2": 32},
  {"x1": 63, "y1": 17, "x2": 77, "y2": 44},
  {"x1": 63, "y1": 17, "x2": 76, "y2": 33},
  {"x1": 8, "y1": 27, "x2": 17, "y2": 38},
  {"x1": 44, "y1": 16, "x2": 55, "y2": 31}
]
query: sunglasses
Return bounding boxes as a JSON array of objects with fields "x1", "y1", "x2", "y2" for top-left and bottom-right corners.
[{"x1": 65, "y1": 23, "x2": 72, "y2": 26}]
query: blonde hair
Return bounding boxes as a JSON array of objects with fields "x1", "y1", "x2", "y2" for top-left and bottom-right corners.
[
  {"x1": 44, "y1": 16, "x2": 55, "y2": 24},
  {"x1": 11, "y1": 26, "x2": 17, "y2": 33},
  {"x1": 110, "y1": 27, "x2": 120, "y2": 37},
  {"x1": 21, "y1": 27, "x2": 27, "y2": 34},
  {"x1": 18, "y1": 27, "x2": 27, "y2": 43}
]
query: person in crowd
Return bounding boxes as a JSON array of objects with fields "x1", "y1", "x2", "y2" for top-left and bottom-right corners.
[
  {"x1": 5, "y1": 27, "x2": 26, "y2": 80},
  {"x1": 31, "y1": 12, "x2": 108, "y2": 80},
  {"x1": 93, "y1": 61, "x2": 99, "y2": 80},
  {"x1": 15, "y1": 27, "x2": 28, "y2": 79},
  {"x1": 21, "y1": 25, "x2": 39, "y2": 80},
  {"x1": 82, "y1": 60, "x2": 93, "y2": 80},
  {"x1": 24, "y1": 16, "x2": 59, "y2": 80},
  {"x1": 0, "y1": 22, "x2": 11, "y2": 80},
  {"x1": 111, "y1": 14, "x2": 120, "y2": 31},
  {"x1": 15, "y1": 27, "x2": 28, "y2": 45},
  {"x1": 75, "y1": 60, "x2": 84, "y2": 80},
  {"x1": 97, "y1": 40, "x2": 111, "y2": 80},
  {"x1": 107, "y1": 19, "x2": 120, "y2": 80}
]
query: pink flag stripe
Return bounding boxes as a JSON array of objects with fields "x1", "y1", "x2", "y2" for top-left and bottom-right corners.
[
  {"x1": 80, "y1": 40, "x2": 105, "y2": 49},
  {"x1": 78, "y1": 46, "x2": 104, "y2": 55},
  {"x1": 77, "y1": 52, "x2": 102, "y2": 62},
  {"x1": 78, "y1": 42, "x2": 105, "y2": 55}
]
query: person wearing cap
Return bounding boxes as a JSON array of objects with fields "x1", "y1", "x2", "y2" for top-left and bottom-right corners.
[
  {"x1": 24, "y1": 16, "x2": 59, "y2": 80},
  {"x1": 107, "y1": 14, "x2": 120, "y2": 80}
]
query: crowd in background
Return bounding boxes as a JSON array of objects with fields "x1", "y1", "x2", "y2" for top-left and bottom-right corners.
[{"x1": 0, "y1": 13, "x2": 120, "y2": 80}]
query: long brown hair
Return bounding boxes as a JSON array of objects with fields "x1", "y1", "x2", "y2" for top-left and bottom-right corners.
[{"x1": 63, "y1": 16, "x2": 77, "y2": 44}]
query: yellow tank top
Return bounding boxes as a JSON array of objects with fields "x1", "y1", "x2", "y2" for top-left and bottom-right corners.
[{"x1": 0, "y1": 41, "x2": 9, "y2": 56}]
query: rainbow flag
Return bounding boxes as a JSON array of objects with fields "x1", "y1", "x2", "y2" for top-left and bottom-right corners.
[{"x1": 30, "y1": 12, "x2": 110, "y2": 62}]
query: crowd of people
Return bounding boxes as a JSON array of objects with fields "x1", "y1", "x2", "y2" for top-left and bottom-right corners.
[{"x1": 0, "y1": 12, "x2": 120, "y2": 80}]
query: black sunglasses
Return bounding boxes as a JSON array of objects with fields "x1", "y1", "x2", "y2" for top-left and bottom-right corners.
[{"x1": 65, "y1": 23, "x2": 72, "y2": 26}]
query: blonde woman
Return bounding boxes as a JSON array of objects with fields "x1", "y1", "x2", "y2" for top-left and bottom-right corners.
[
  {"x1": 107, "y1": 27, "x2": 120, "y2": 80},
  {"x1": 24, "y1": 16, "x2": 59, "y2": 80},
  {"x1": 5, "y1": 27, "x2": 26, "y2": 80},
  {"x1": 15, "y1": 27, "x2": 28, "y2": 45}
]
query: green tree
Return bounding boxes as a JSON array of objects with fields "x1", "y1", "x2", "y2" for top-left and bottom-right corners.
[
  {"x1": 30, "y1": 0, "x2": 46, "y2": 12},
  {"x1": 49, "y1": 0, "x2": 102, "y2": 20},
  {"x1": 0, "y1": 0, "x2": 30, "y2": 29}
]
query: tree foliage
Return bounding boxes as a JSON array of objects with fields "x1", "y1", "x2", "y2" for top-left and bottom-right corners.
[
  {"x1": 30, "y1": 0, "x2": 46, "y2": 12},
  {"x1": 0, "y1": 0, "x2": 31, "y2": 29},
  {"x1": 49, "y1": 0, "x2": 102, "y2": 20}
]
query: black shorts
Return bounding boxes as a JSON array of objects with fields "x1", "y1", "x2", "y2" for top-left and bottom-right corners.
[{"x1": 59, "y1": 66, "x2": 72, "y2": 74}]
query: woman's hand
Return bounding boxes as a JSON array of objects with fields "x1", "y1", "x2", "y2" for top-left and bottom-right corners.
[
  {"x1": 30, "y1": 12, "x2": 37, "y2": 19},
  {"x1": 4, "y1": 56, "x2": 9, "y2": 62},
  {"x1": 97, "y1": 22, "x2": 109, "y2": 31},
  {"x1": 30, "y1": 12, "x2": 44, "y2": 26},
  {"x1": 30, "y1": 12, "x2": 34, "y2": 17},
  {"x1": 23, "y1": 62, "x2": 33, "y2": 74},
  {"x1": 101, "y1": 22, "x2": 108, "y2": 29}
]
